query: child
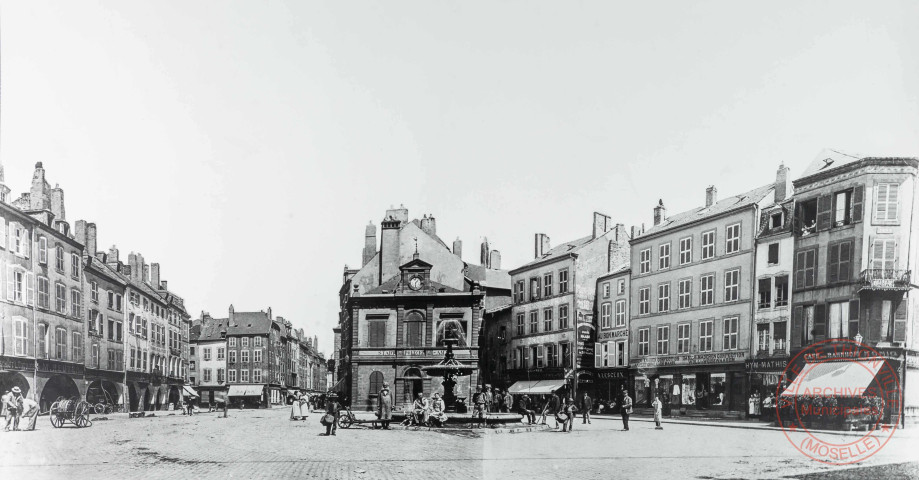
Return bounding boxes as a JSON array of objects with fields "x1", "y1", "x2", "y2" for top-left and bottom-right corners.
[
  {"x1": 652, "y1": 394, "x2": 664, "y2": 430},
  {"x1": 561, "y1": 397, "x2": 578, "y2": 433}
]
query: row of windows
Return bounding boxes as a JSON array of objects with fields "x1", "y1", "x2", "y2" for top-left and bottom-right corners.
[
  {"x1": 636, "y1": 317, "x2": 738, "y2": 356},
  {"x1": 515, "y1": 304, "x2": 570, "y2": 336},
  {"x1": 595, "y1": 340, "x2": 628, "y2": 367},
  {"x1": 513, "y1": 268, "x2": 570, "y2": 304},
  {"x1": 512, "y1": 342, "x2": 572, "y2": 369},
  {"x1": 228, "y1": 336, "x2": 264, "y2": 348},
  {"x1": 637, "y1": 269, "x2": 741, "y2": 315},
  {"x1": 601, "y1": 279, "x2": 626, "y2": 298},
  {"x1": 88, "y1": 283, "x2": 125, "y2": 313},
  {"x1": 599, "y1": 300, "x2": 627, "y2": 328},
  {"x1": 638, "y1": 224, "x2": 741, "y2": 275},
  {"x1": 87, "y1": 309, "x2": 124, "y2": 342},
  {"x1": 202, "y1": 368, "x2": 263, "y2": 383},
  {"x1": 201, "y1": 346, "x2": 264, "y2": 363}
]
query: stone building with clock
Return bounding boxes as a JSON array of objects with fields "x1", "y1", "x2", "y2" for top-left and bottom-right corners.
[{"x1": 335, "y1": 206, "x2": 510, "y2": 411}]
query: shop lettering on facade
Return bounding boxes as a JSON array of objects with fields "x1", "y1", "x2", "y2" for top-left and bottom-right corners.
[
  {"x1": 635, "y1": 351, "x2": 746, "y2": 369},
  {"x1": 38, "y1": 359, "x2": 85, "y2": 375},
  {"x1": 597, "y1": 370, "x2": 627, "y2": 379},
  {"x1": 0, "y1": 356, "x2": 35, "y2": 371},
  {"x1": 598, "y1": 329, "x2": 628, "y2": 340},
  {"x1": 358, "y1": 350, "x2": 396, "y2": 356},
  {"x1": 745, "y1": 358, "x2": 788, "y2": 372},
  {"x1": 803, "y1": 346, "x2": 904, "y2": 363}
]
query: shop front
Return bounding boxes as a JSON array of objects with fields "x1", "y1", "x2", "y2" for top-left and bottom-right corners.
[
  {"x1": 633, "y1": 351, "x2": 748, "y2": 416},
  {"x1": 593, "y1": 368, "x2": 630, "y2": 413},
  {"x1": 745, "y1": 358, "x2": 788, "y2": 419},
  {"x1": 506, "y1": 367, "x2": 572, "y2": 407}
]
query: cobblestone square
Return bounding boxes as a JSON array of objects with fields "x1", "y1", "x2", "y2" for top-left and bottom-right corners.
[{"x1": 2, "y1": 408, "x2": 917, "y2": 479}]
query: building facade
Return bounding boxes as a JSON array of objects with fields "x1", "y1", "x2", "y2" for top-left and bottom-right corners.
[
  {"x1": 789, "y1": 151, "x2": 919, "y2": 424},
  {"x1": 629, "y1": 182, "x2": 775, "y2": 416},
  {"x1": 506, "y1": 213, "x2": 630, "y2": 398},
  {"x1": 593, "y1": 267, "x2": 631, "y2": 407}
]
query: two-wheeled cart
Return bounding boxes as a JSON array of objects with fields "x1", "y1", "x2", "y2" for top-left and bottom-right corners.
[{"x1": 49, "y1": 396, "x2": 93, "y2": 428}]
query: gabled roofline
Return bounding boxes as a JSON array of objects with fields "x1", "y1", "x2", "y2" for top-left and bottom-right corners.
[
  {"x1": 793, "y1": 157, "x2": 919, "y2": 188},
  {"x1": 630, "y1": 202, "x2": 758, "y2": 244},
  {"x1": 508, "y1": 252, "x2": 578, "y2": 275}
]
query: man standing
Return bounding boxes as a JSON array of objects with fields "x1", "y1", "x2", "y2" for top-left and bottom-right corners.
[
  {"x1": 472, "y1": 386, "x2": 487, "y2": 428},
  {"x1": 504, "y1": 390, "x2": 514, "y2": 414},
  {"x1": 542, "y1": 391, "x2": 561, "y2": 429},
  {"x1": 1, "y1": 390, "x2": 12, "y2": 431},
  {"x1": 19, "y1": 397, "x2": 39, "y2": 431},
  {"x1": 581, "y1": 392, "x2": 593, "y2": 424},
  {"x1": 377, "y1": 382, "x2": 393, "y2": 430},
  {"x1": 323, "y1": 394, "x2": 341, "y2": 436},
  {"x1": 620, "y1": 387, "x2": 632, "y2": 431},
  {"x1": 483, "y1": 385, "x2": 493, "y2": 413},
  {"x1": 3, "y1": 387, "x2": 24, "y2": 432}
]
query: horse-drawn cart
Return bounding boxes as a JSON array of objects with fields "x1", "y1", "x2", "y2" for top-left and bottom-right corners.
[{"x1": 49, "y1": 397, "x2": 93, "y2": 428}]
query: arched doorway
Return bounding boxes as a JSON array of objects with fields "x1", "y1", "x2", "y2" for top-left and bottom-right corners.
[
  {"x1": 86, "y1": 380, "x2": 119, "y2": 405},
  {"x1": 40, "y1": 374, "x2": 81, "y2": 412},
  {"x1": 402, "y1": 367, "x2": 423, "y2": 405},
  {"x1": 168, "y1": 386, "x2": 180, "y2": 409},
  {"x1": 0, "y1": 372, "x2": 31, "y2": 400},
  {"x1": 142, "y1": 384, "x2": 154, "y2": 411},
  {"x1": 129, "y1": 383, "x2": 140, "y2": 412}
]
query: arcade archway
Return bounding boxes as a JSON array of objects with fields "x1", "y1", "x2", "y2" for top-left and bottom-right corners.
[
  {"x1": 128, "y1": 383, "x2": 140, "y2": 412},
  {"x1": 40, "y1": 374, "x2": 81, "y2": 412},
  {"x1": 168, "y1": 386, "x2": 180, "y2": 408},
  {"x1": 0, "y1": 372, "x2": 31, "y2": 400},
  {"x1": 86, "y1": 380, "x2": 119, "y2": 405}
]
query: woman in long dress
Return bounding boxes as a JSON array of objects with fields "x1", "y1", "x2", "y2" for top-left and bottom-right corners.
[{"x1": 290, "y1": 392, "x2": 303, "y2": 420}]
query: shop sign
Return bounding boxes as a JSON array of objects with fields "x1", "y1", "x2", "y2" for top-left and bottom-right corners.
[
  {"x1": 358, "y1": 350, "x2": 395, "y2": 356},
  {"x1": 745, "y1": 358, "x2": 788, "y2": 372},
  {"x1": 596, "y1": 370, "x2": 628, "y2": 379},
  {"x1": 598, "y1": 329, "x2": 628, "y2": 340},
  {"x1": 802, "y1": 345, "x2": 904, "y2": 363},
  {"x1": 402, "y1": 350, "x2": 425, "y2": 356},
  {"x1": 634, "y1": 351, "x2": 746, "y2": 368},
  {"x1": 37, "y1": 359, "x2": 85, "y2": 375},
  {"x1": 0, "y1": 356, "x2": 35, "y2": 371}
]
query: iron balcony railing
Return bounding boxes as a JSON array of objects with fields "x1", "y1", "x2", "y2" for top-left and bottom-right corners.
[{"x1": 859, "y1": 269, "x2": 911, "y2": 290}]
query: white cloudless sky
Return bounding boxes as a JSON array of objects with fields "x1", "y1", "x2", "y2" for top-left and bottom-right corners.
[{"x1": 1, "y1": 1, "x2": 916, "y2": 354}]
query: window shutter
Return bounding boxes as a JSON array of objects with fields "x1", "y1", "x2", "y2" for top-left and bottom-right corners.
[
  {"x1": 25, "y1": 273, "x2": 34, "y2": 306},
  {"x1": 814, "y1": 303, "x2": 827, "y2": 340},
  {"x1": 6, "y1": 266, "x2": 13, "y2": 301},
  {"x1": 0, "y1": 218, "x2": 5, "y2": 249},
  {"x1": 848, "y1": 300, "x2": 860, "y2": 339},
  {"x1": 893, "y1": 297, "x2": 907, "y2": 343},
  {"x1": 851, "y1": 185, "x2": 864, "y2": 223},
  {"x1": 827, "y1": 244, "x2": 839, "y2": 284},
  {"x1": 888, "y1": 184, "x2": 900, "y2": 220},
  {"x1": 795, "y1": 251, "x2": 806, "y2": 288},
  {"x1": 23, "y1": 230, "x2": 30, "y2": 259},
  {"x1": 758, "y1": 212, "x2": 769, "y2": 234},
  {"x1": 838, "y1": 242, "x2": 851, "y2": 282},
  {"x1": 791, "y1": 306, "x2": 803, "y2": 348},
  {"x1": 804, "y1": 249, "x2": 817, "y2": 287},
  {"x1": 816, "y1": 195, "x2": 832, "y2": 231}
]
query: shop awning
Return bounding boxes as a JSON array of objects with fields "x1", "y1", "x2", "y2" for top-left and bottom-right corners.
[
  {"x1": 329, "y1": 377, "x2": 347, "y2": 393},
  {"x1": 780, "y1": 360, "x2": 883, "y2": 397},
  {"x1": 214, "y1": 390, "x2": 227, "y2": 404},
  {"x1": 228, "y1": 384, "x2": 264, "y2": 397},
  {"x1": 182, "y1": 386, "x2": 199, "y2": 398},
  {"x1": 508, "y1": 380, "x2": 566, "y2": 395}
]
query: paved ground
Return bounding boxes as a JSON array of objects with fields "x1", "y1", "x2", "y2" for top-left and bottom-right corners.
[{"x1": 1, "y1": 408, "x2": 917, "y2": 479}]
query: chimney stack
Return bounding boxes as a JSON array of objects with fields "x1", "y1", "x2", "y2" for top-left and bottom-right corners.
[
  {"x1": 379, "y1": 214, "x2": 401, "y2": 286},
  {"x1": 384, "y1": 204, "x2": 408, "y2": 225},
  {"x1": 653, "y1": 200, "x2": 667, "y2": 226},
  {"x1": 705, "y1": 186, "x2": 717, "y2": 208},
  {"x1": 107, "y1": 245, "x2": 120, "y2": 269},
  {"x1": 51, "y1": 184, "x2": 65, "y2": 221},
  {"x1": 86, "y1": 223, "x2": 97, "y2": 257},
  {"x1": 775, "y1": 164, "x2": 790, "y2": 203},
  {"x1": 631, "y1": 225, "x2": 639, "y2": 239},
  {"x1": 229, "y1": 304, "x2": 235, "y2": 326},
  {"x1": 420, "y1": 214, "x2": 436, "y2": 237},
  {"x1": 74, "y1": 220, "x2": 88, "y2": 250},
  {"x1": 160, "y1": 280, "x2": 167, "y2": 291},
  {"x1": 314, "y1": 335, "x2": 318, "y2": 350},
  {"x1": 593, "y1": 212, "x2": 612, "y2": 239},
  {"x1": 452, "y1": 237, "x2": 463, "y2": 259},
  {"x1": 267, "y1": 307, "x2": 272, "y2": 319},
  {"x1": 489, "y1": 250, "x2": 502, "y2": 270},
  {"x1": 29, "y1": 162, "x2": 52, "y2": 211},
  {"x1": 151, "y1": 263, "x2": 161, "y2": 289},
  {"x1": 362, "y1": 222, "x2": 377, "y2": 267},
  {"x1": 480, "y1": 237, "x2": 490, "y2": 267},
  {"x1": 128, "y1": 252, "x2": 145, "y2": 283},
  {"x1": 534, "y1": 233, "x2": 551, "y2": 258}
]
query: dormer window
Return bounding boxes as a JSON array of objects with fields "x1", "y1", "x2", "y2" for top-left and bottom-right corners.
[{"x1": 770, "y1": 212, "x2": 783, "y2": 229}]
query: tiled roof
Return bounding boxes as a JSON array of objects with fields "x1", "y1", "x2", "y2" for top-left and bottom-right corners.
[
  {"x1": 195, "y1": 317, "x2": 229, "y2": 342},
  {"x1": 798, "y1": 149, "x2": 863, "y2": 179},
  {"x1": 514, "y1": 235, "x2": 594, "y2": 270},
  {"x1": 409, "y1": 219, "x2": 450, "y2": 250},
  {"x1": 365, "y1": 275, "x2": 463, "y2": 295},
  {"x1": 639, "y1": 183, "x2": 774, "y2": 238},
  {"x1": 227, "y1": 311, "x2": 273, "y2": 336},
  {"x1": 464, "y1": 264, "x2": 511, "y2": 290}
]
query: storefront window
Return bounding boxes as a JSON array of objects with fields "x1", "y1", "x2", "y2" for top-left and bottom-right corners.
[
  {"x1": 682, "y1": 375, "x2": 696, "y2": 405},
  {"x1": 634, "y1": 376, "x2": 648, "y2": 406},
  {"x1": 773, "y1": 321, "x2": 787, "y2": 353},
  {"x1": 757, "y1": 324, "x2": 770, "y2": 354},
  {"x1": 711, "y1": 373, "x2": 727, "y2": 406},
  {"x1": 656, "y1": 375, "x2": 673, "y2": 406}
]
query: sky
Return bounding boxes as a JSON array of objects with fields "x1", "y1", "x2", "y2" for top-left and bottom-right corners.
[{"x1": 1, "y1": 1, "x2": 916, "y2": 356}]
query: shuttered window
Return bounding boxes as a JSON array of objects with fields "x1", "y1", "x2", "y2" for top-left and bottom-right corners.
[
  {"x1": 874, "y1": 183, "x2": 899, "y2": 222},
  {"x1": 871, "y1": 239, "x2": 896, "y2": 272},
  {"x1": 827, "y1": 241, "x2": 852, "y2": 284},
  {"x1": 368, "y1": 320, "x2": 387, "y2": 347},
  {"x1": 795, "y1": 248, "x2": 817, "y2": 288},
  {"x1": 405, "y1": 312, "x2": 424, "y2": 347}
]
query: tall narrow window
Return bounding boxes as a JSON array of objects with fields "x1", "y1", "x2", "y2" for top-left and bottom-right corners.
[
  {"x1": 871, "y1": 239, "x2": 897, "y2": 272},
  {"x1": 614, "y1": 300, "x2": 626, "y2": 327},
  {"x1": 368, "y1": 319, "x2": 387, "y2": 347},
  {"x1": 543, "y1": 273, "x2": 553, "y2": 297},
  {"x1": 38, "y1": 237, "x2": 48, "y2": 264},
  {"x1": 638, "y1": 328, "x2": 649, "y2": 356},
  {"x1": 834, "y1": 190, "x2": 852, "y2": 225},
  {"x1": 71, "y1": 253, "x2": 81, "y2": 279},
  {"x1": 657, "y1": 326, "x2": 669, "y2": 355},
  {"x1": 702, "y1": 230, "x2": 716, "y2": 259},
  {"x1": 659, "y1": 243, "x2": 671, "y2": 269},
  {"x1": 529, "y1": 311, "x2": 538, "y2": 334},
  {"x1": 558, "y1": 269, "x2": 569, "y2": 294},
  {"x1": 639, "y1": 287, "x2": 650, "y2": 315},
  {"x1": 700, "y1": 274, "x2": 714, "y2": 306},
  {"x1": 55, "y1": 246, "x2": 65, "y2": 271},
  {"x1": 795, "y1": 248, "x2": 818, "y2": 288},
  {"x1": 543, "y1": 307, "x2": 553, "y2": 331},
  {"x1": 758, "y1": 278, "x2": 772, "y2": 309},
  {"x1": 678, "y1": 279, "x2": 691, "y2": 309},
  {"x1": 558, "y1": 305, "x2": 569, "y2": 329},
  {"x1": 775, "y1": 276, "x2": 789, "y2": 307},
  {"x1": 600, "y1": 303, "x2": 611, "y2": 328},
  {"x1": 658, "y1": 283, "x2": 670, "y2": 312},
  {"x1": 726, "y1": 224, "x2": 741, "y2": 254},
  {"x1": 516, "y1": 313, "x2": 525, "y2": 336},
  {"x1": 679, "y1": 237, "x2": 693, "y2": 265},
  {"x1": 677, "y1": 323, "x2": 690, "y2": 353},
  {"x1": 699, "y1": 320, "x2": 713, "y2": 352},
  {"x1": 55, "y1": 327, "x2": 68, "y2": 360},
  {"x1": 723, "y1": 317, "x2": 738, "y2": 350},
  {"x1": 724, "y1": 270, "x2": 740, "y2": 302},
  {"x1": 639, "y1": 249, "x2": 651, "y2": 274}
]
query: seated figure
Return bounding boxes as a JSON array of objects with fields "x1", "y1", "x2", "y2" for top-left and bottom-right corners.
[{"x1": 429, "y1": 393, "x2": 448, "y2": 427}]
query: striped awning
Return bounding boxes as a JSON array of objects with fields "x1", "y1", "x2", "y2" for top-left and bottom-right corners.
[
  {"x1": 182, "y1": 385, "x2": 199, "y2": 397},
  {"x1": 228, "y1": 384, "x2": 264, "y2": 397}
]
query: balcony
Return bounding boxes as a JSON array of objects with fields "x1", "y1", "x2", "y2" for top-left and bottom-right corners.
[{"x1": 859, "y1": 269, "x2": 911, "y2": 292}]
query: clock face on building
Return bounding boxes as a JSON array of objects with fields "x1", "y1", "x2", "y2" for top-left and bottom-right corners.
[{"x1": 409, "y1": 275, "x2": 423, "y2": 291}]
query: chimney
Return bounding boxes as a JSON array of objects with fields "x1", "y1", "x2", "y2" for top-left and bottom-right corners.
[
  {"x1": 452, "y1": 237, "x2": 463, "y2": 259},
  {"x1": 631, "y1": 225, "x2": 638, "y2": 239},
  {"x1": 107, "y1": 245, "x2": 120, "y2": 268},
  {"x1": 128, "y1": 252, "x2": 145, "y2": 283},
  {"x1": 593, "y1": 212, "x2": 612, "y2": 239},
  {"x1": 480, "y1": 237, "x2": 490, "y2": 267},
  {"x1": 384, "y1": 204, "x2": 408, "y2": 225},
  {"x1": 705, "y1": 186, "x2": 717, "y2": 208},
  {"x1": 362, "y1": 222, "x2": 377, "y2": 267},
  {"x1": 775, "y1": 164, "x2": 790, "y2": 203},
  {"x1": 379, "y1": 214, "x2": 401, "y2": 286},
  {"x1": 420, "y1": 214, "x2": 436, "y2": 237},
  {"x1": 228, "y1": 304, "x2": 235, "y2": 326},
  {"x1": 74, "y1": 220, "x2": 88, "y2": 249},
  {"x1": 653, "y1": 200, "x2": 667, "y2": 226},
  {"x1": 143, "y1": 264, "x2": 150, "y2": 284},
  {"x1": 151, "y1": 263, "x2": 161, "y2": 289},
  {"x1": 314, "y1": 336, "x2": 318, "y2": 350},
  {"x1": 534, "y1": 233, "x2": 551, "y2": 259},
  {"x1": 86, "y1": 223, "x2": 97, "y2": 257},
  {"x1": 267, "y1": 307, "x2": 272, "y2": 319},
  {"x1": 51, "y1": 184, "x2": 65, "y2": 221},
  {"x1": 160, "y1": 280, "x2": 168, "y2": 291},
  {"x1": 29, "y1": 162, "x2": 52, "y2": 211},
  {"x1": 489, "y1": 250, "x2": 502, "y2": 270}
]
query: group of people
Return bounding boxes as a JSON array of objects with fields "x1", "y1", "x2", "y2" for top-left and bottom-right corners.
[
  {"x1": 1, "y1": 387, "x2": 39, "y2": 432},
  {"x1": 748, "y1": 391, "x2": 777, "y2": 421},
  {"x1": 514, "y1": 390, "x2": 595, "y2": 432},
  {"x1": 290, "y1": 392, "x2": 317, "y2": 421},
  {"x1": 406, "y1": 391, "x2": 448, "y2": 427}
]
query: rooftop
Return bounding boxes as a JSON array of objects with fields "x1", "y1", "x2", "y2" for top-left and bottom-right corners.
[{"x1": 639, "y1": 183, "x2": 774, "y2": 239}]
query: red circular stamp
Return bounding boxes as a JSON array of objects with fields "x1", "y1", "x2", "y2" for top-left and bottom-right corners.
[{"x1": 776, "y1": 338, "x2": 900, "y2": 465}]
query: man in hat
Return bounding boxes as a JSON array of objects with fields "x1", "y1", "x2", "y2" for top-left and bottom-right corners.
[
  {"x1": 377, "y1": 381, "x2": 393, "y2": 430},
  {"x1": 472, "y1": 386, "x2": 487, "y2": 428},
  {"x1": 3, "y1": 387, "x2": 23, "y2": 431},
  {"x1": 19, "y1": 397, "x2": 39, "y2": 431},
  {"x1": 323, "y1": 393, "x2": 341, "y2": 436}
]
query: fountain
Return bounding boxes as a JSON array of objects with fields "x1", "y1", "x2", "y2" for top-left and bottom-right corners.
[{"x1": 421, "y1": 337, "x2": 474, "y2": 412}]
